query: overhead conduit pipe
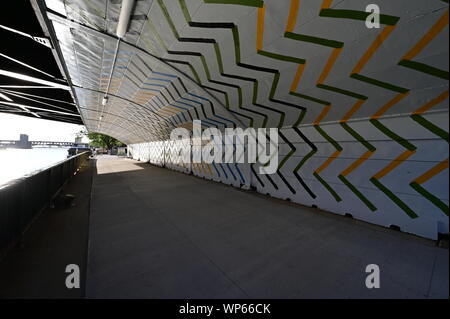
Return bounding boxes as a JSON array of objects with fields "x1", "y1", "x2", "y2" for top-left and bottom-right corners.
[{"x1": 99, "y1": 0, "x2": 135, "y2": 128}]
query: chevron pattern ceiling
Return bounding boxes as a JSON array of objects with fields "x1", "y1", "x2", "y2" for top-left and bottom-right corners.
[{"x1": 41, "y1": 0, "x2": 448, "y2": 239}]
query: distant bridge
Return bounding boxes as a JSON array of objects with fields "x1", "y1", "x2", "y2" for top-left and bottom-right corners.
[
  {"x1": 0, "y1": 135, "x2": 89, "y2": 149},
  {"x1": 32, "y1": 141, "x2": 87, "y2": 147}
]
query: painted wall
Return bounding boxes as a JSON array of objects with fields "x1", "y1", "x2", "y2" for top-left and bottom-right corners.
[{"x1": 44, "y1": 0, "x2": 448, "y2": 239}]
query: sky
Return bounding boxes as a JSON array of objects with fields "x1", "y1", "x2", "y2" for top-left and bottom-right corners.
[{"x1": 0, "y1": 113, "x2": 89, "y2": 143}]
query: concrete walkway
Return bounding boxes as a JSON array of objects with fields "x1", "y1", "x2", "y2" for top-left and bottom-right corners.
[{"x1": 87, "y1": 156, "x2": 448, "y2": 299}]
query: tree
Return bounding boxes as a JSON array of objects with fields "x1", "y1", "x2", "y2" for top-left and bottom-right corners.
[{"x1": 78, "y1": 129, "x2": 124, "y2": 150}]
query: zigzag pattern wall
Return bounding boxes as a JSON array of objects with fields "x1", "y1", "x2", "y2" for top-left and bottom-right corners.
[{"x1": 45, "y1": 0, "x2": 448, "y2": 239}]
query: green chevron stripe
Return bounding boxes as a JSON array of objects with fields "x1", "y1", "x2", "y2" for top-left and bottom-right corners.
[
  {"x1": 313, "y1": 125, "x2": 343, "y2": 201},
  {"x1": 164, "y1": 58, "x2": 202, "y2": 84},
  {"x1": 317, "y1": 84, "x2": 368, "y2": 100},
  {"x1": 410, "y1": 182, "x2": 449, "y2": 216},
  {"x1": 370, "y1": 119, "x2": 417, "y2": 151},
  {"x1": 233, "y1": 17, "x2": 306, "y2": 126},
  {"x1": 203, "y1": 85, "x2": 230, "y2": 107},
  {"x1": 145, "y1": 19, "x2": 168, "y2": 50},
  {"x1": 284, "y1": 32, "x2": 344, "y2": 48},
  {"x1": 157, "y1": 0, "x2": 180, "y2": 37},
  {"x1": 168, "y1": 0, "x2": 437, "y2": 222},
  {"x1": 340, "y1": 122, "x2": 376, "y2": 151},
  {"x1": 399, "y1": 60, "x2": 449, "y2": 80},
  {"x1": 288, "y1": 20, "x2": 377, "y2": 210},
  {"x1": 278, "y1": 139, "x2": 294, "y2": 170},
  {"x1": 212, "y1": 42, "x2": 279, "y2": 127},
  {"x1": 269, "y1": 72, "x2": 306, "y2": 127},
  {"x1": 158, "y1": 0, "x2": 270, "y2": 127},
  {"x1": 350, "y1": 74, "x2": 409, "y2": 93},
  {"x1": 231, "y1": 27, "x2": 241, "y2": 62},
  {"x1": 336, "y1": 120, "x2": 379, "y2": 212},
  {"x1": 370, "y1": 178, "x2": 418, "y2": 218},
  {"x1": 257, "y1": 50, "x2": 306, "y2": 64},
  {"x1": 204, "y1": 0, "x2": 263, "y2": 7},
  {"x1": 338, "y1": 122, "x2": 380, "y2": 212},
  {"x1": 289, "y1": 92, "x2": 331, "y2": 105},
  {"x1": 290, "y1": 128, "x2": 317, "y2": 198},
  {"x1": 314, "y1": 172, "x2": 342, "y2": 202},
  {"x1": 319, "y1": 9, "x2": 400, "y2": 25},
  {"x1": 278, "y1": 131, "x2": 298, "y2": 194},
  {"x1": 338, "y1": 175, "x2": 377, "y2": 211},
  {"x1": 177, "y1": 0, "x2": 304, "y2": 128},
  {"x1": 314, "y1": 125, "x2": 343, "y2": 151},
  {"x1": 289, "y1": 37, "x2": 377, "y2": 208},
  {"x1": 411, "y1": 114, "x2": 449, "y2": 142},
  {"x1": 294, "y1": 149, "x2": 316, "y2": 172}
]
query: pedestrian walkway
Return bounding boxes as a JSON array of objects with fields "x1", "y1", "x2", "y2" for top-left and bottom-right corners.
[{"x1": 86, "y1": 156, "x2": 448, "y2": 298}]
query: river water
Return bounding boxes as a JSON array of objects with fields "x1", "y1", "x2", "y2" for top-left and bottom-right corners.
[{"x1": 0, "y1": 148, "x2": 69, "y2": 187}]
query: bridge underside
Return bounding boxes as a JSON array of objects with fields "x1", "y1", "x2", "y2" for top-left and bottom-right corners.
[{"x1": 33, "y1": 0, "x2": 449, "y2": 239}]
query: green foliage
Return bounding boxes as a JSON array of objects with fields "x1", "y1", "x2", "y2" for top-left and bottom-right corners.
[{"x1": 78, "y1": 129, "x2": 124, "y2": 150}]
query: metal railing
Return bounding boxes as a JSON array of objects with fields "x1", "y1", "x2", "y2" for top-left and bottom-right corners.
[{"x1": 0, "y1": 152, "x2": 90, "y2": 257}]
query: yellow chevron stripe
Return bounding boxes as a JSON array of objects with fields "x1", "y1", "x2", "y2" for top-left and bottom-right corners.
[
  {"x1": 414, "y1": 159, "x2": 449, "y2": 185},
  {"x1": 321, "y1": 0, "x2": 333, "y2": 10},
  {"x1": 313, "y1": 104, "x2": 332, "y2": 125},
  {"x1": 373, "y1": 150, "x2": 415, "y2": 180},
  {"x1": 340, "y1": 99, "x2": 366, "y2": 123},
  {"x1": 100, "y1": 83, "x2": 119, "y2": 87},
  {"x1": 262, "y1": 2, "x2": 309, "y2": 103},
  {"x1": 352, "y1": 25, "x2": 396, "y2": 74},
  {"x1": 315, "y1": 150, "x2": 341, "y2": 174},
  {"x1": 134, "y1": 98, "x2": 151, "y2": 103},
  {"x1": 178, "y1": 122, "x2": 194, "y2": 131},
  {"x1": 157, "y1": 109, "x2": 175, "y2": 116},
  {"x1": 204, "y1": 163, "x2": 213, "y2": 176},
  {"x1": 312, "y1": 43, "x2": 344, "y2": 176},
  {"x1": 317, "y1": 48, "x2": 342, "y2": 84},
  {"x1": 402, "y1": 10, "x2": 449, "y2": 60},
  {"x1": 286, "y1": 0, "x2": 300, "y2": 33},
  {"x1": 257, "y1": 6, "x2": 265, "y2": 51},
  {"x1": 166, "y1": 105, "x2": 183, "y2": 113},
  {"x1": 135, "y1": 91, "x2": 156, "y2": 97},
  {"x1": 371, "y1": 92, "x2": 409, "y2": 119},
  {"x1": 290, "y1": 63, "x2": 306, "y2": 91},
  {"x1": 341, "y1": 150, "x2": 374, "y2": 177},
  {"x1": 338, "y1": 99, "x2": 375, "y2": 179},
  {"x1": 413, "y1": 90, "x2": 449, "y2": 115},
  {"x1": 157, "y1": 107, "x2": 178, "y2": 117},
  {"x1": 201, "y1": 163, "x2": 208, "y2": 175}
]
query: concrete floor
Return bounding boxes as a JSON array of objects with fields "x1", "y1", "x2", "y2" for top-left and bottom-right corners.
[{"x1": 86, "y1": 156, "x2": 448, "y2": 299}]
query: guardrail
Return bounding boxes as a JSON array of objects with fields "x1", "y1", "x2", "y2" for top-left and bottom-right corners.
[{"x1": 0, "y1": 152, "x2": 90, "y2": 257}]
